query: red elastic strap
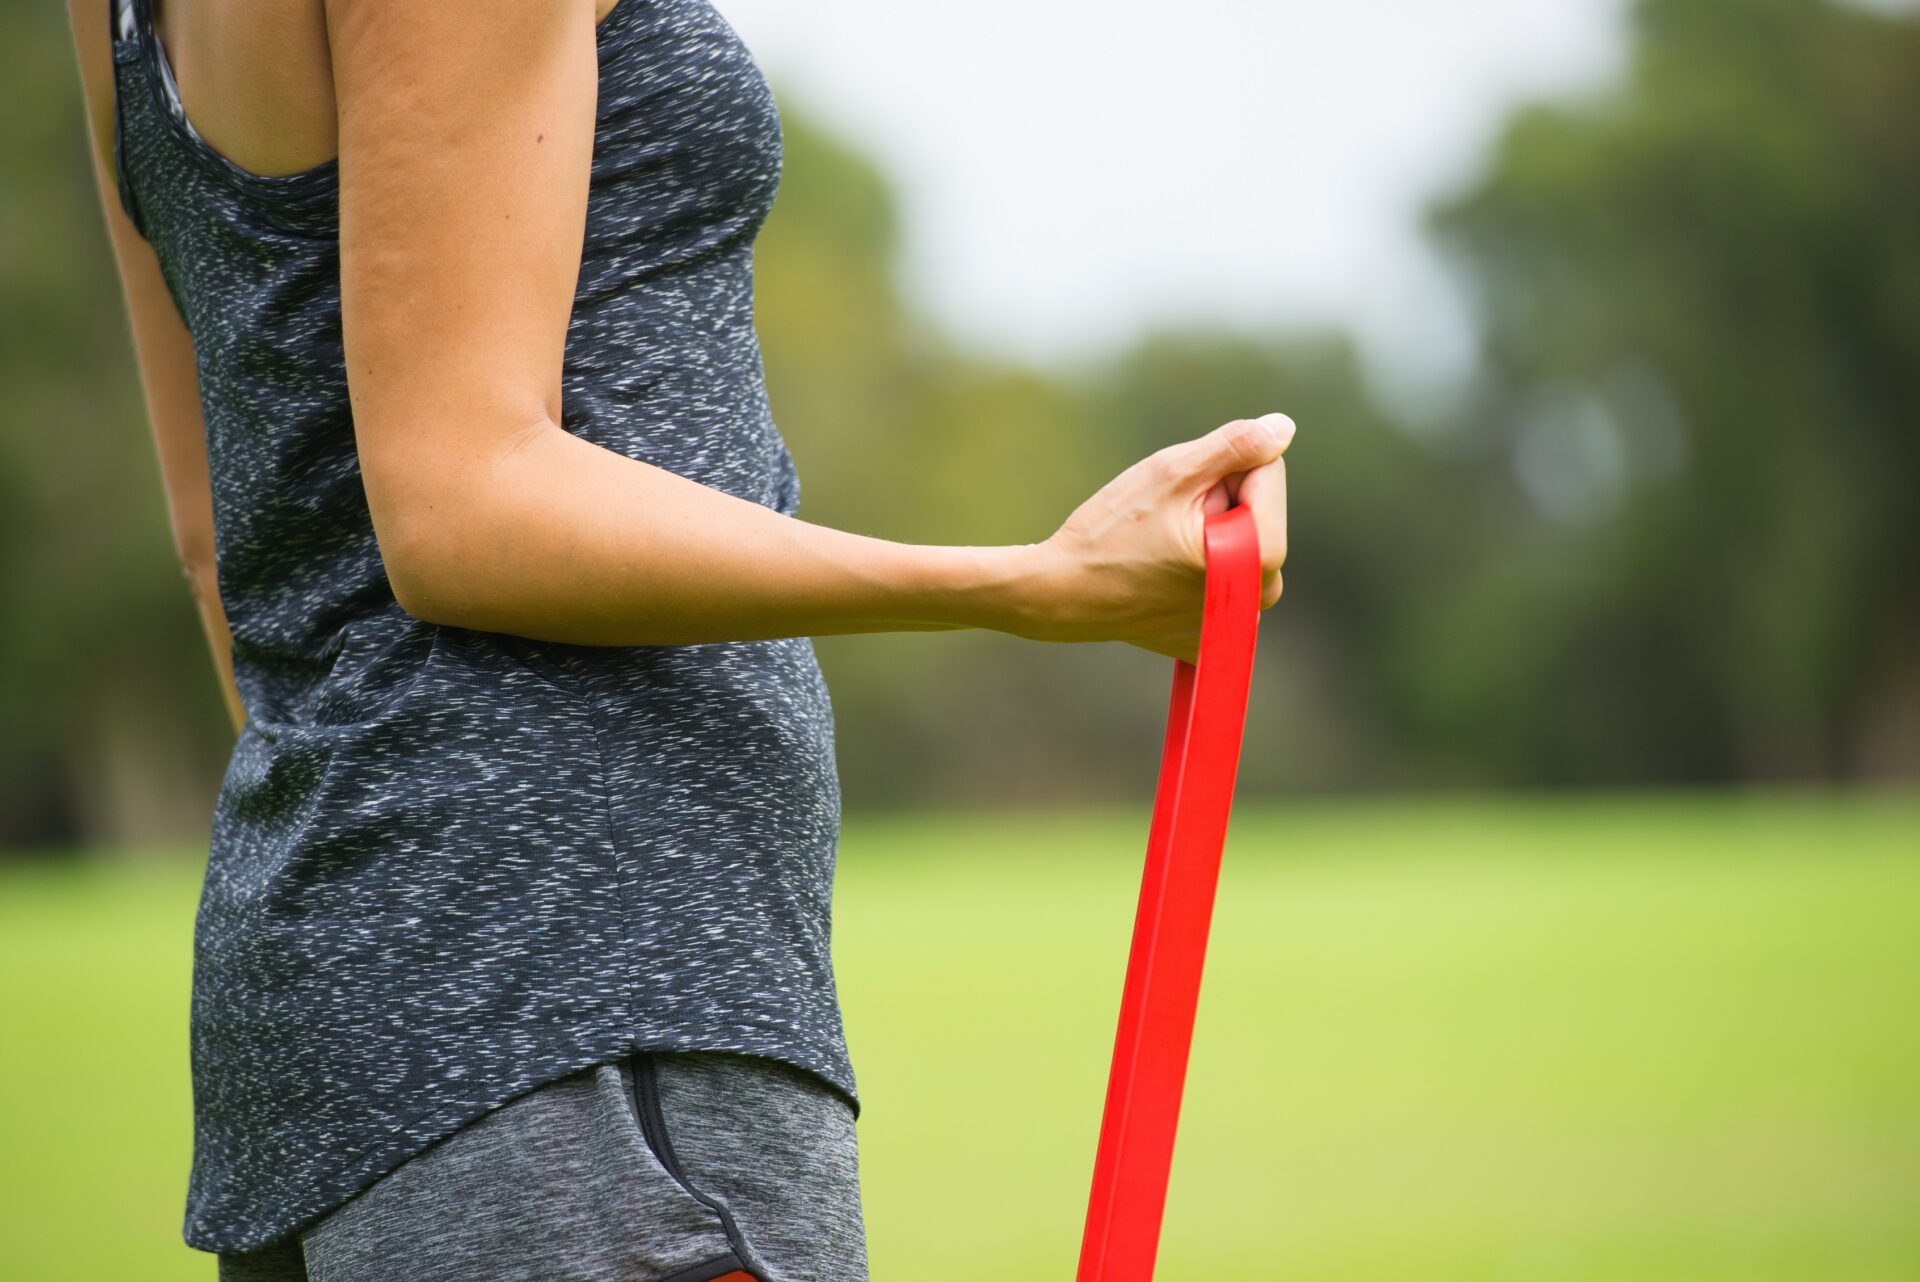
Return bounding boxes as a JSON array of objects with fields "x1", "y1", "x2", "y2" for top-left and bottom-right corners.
[{"x1": 1076, "y1": 503, "x2": 1262, "y2": 1282}]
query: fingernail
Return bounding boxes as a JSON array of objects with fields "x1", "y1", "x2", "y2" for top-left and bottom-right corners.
[{"x1": 1261, "y1": 413, "x2": 1295, "y2": 446}]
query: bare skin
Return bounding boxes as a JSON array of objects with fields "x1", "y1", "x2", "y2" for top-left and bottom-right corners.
[{"x1": 67, "y1": 0, "x2": 1293, "y2": 707}]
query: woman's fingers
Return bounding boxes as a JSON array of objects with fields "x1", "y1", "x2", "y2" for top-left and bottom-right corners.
[
  {"x1": 1191, "y1": 415, "x2": 1290, "y2": 609},
  {"x1": 1032, "y1": 407, "x2": 1295, "y2": 657},
  {"x1": 1234, "y1": 455, "x2": 1288, "y2": 608},
  {"x1": 1175, "y1": 414, "x2": 1294, "y2": 624},
  {"x1": 1159, "y1": 413, "x2": 1294, "y2": 491}
]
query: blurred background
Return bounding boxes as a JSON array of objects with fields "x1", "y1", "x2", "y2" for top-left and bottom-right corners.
[{"x1": 2, "y1": 0, "x2": 1915, "y2": 1278}]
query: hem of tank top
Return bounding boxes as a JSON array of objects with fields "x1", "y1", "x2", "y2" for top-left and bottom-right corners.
[
  {"x1": 181, "y1": 1026, "x2": 859, "y2": 1255},
  {"x1": 124, "y1": 0, "x2": 643, "y2": 203}
]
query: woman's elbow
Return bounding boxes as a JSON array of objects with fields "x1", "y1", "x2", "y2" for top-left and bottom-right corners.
[
  {"x1": 371, "y1": 496, "x2": 468, "y2": 628},
  {"x1": 361, "y1": 423, "x2": 553, "y2": 632}
]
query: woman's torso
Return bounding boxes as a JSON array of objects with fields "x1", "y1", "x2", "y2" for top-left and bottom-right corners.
[{"x1": 111, "y1": 0, "x2": 854, "y2": 1254}]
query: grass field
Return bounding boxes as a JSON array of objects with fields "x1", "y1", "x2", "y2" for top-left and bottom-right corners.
[{"x1": 2, "y1": 793, "x2": 1916, "y2": 1280}]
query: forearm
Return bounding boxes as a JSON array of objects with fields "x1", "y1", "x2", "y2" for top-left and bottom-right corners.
[
  {"x1": 185, "y1": 564, "x2": 247, "y2": 735},
  {"x1": 384, "y1": 418, "x2": 1048, "y2": 647}
]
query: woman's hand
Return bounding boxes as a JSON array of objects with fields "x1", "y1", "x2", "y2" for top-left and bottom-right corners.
[{"x1": 1013, "y1": 413, "x2": 1294, "y2": 663}]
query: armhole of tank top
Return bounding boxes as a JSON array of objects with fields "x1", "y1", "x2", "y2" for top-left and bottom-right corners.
[
  {"x1": 108, "y1": 0, "x2": 151, "y2": 242},
  {"x1": 113, "y1": 0, "x2": 341, "y2": 218}
]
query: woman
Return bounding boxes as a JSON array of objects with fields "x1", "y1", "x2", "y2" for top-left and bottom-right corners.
[{"x1": 67, "y1": 0, "x2": 1293, "y2": 1278}]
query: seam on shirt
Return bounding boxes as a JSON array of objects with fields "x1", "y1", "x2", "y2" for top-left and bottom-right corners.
[
  {"x1": 484, "y1": 638, "x2": 641, "y2": 1040},
  {"x1": 557, "y1": 668, "x2": 645, "y2": 1040}
]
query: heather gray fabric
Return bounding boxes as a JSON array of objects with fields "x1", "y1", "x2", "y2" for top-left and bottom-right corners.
[
  {"x1": 109, "y1": 0, "x2": 857, "y2": 1255},
  {"x1": 213, "y1": 1050, "x2": 868, "y2": 1282}
]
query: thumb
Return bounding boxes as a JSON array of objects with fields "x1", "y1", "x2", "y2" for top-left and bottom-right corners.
[{"x1": 1165, "y1": 413, "x2": 1295, "y2": 485}]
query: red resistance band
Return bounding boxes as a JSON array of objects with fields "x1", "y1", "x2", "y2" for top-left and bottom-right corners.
[{"x1": 1076, "y1": 503, "x2": 1262, "y2": 1282}]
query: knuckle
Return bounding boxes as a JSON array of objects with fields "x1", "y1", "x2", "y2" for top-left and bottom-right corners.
[{"x1": 1221, "y1": 419, "x2": 1264, "y2": 464}]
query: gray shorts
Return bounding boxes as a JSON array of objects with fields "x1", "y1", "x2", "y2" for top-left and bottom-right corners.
[{"x1": 215, "y1": 1050, "x2": 868, "y2": 1282}]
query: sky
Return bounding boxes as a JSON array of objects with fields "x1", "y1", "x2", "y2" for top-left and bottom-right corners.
[{"x1": 716, "y1": 0, "x2": 1635, "y2": 403}]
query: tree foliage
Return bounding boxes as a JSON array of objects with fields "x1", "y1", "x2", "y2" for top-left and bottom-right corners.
[
  {"x1": 1427, "y1": 0, "x2": 1920, "y2": 782},
  {"x1": 3, "y1": 0, "x2": 1913, "y2": 849}
]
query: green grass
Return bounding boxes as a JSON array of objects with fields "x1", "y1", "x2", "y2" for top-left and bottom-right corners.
[{"x1": 2, "y1": 793, "x2": 1916, "y2": 1280}]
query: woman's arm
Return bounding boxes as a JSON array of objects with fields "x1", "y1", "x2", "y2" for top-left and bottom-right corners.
[
  {"x1": 336, "y1": 0, "x2": 1292, "y2": 663},
  {"x1": 65, "y1": 0, "x2": 247, "y2": 735}
]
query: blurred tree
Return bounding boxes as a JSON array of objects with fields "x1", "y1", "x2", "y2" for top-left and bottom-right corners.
[
  {"x1": 7, "y1": 0, "x2": 1914, "y2": 852},
  {"x1": 757, "y1": 106, "x2": 1096, "y2": 550},
  {"x1": 1427, "y1": 0, "x2": 1920, "y2": 784},
  {"x1": 1071, "y1": 329, "x2": 1459, "y2": 794},
  {"x1": 757, "y1": 119, "x2": 1444, "y2": 801}
]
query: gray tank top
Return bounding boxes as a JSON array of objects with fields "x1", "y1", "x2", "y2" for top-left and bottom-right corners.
[{"x1": 110, "y1": 0, "x2": 854, "y2": 1254}]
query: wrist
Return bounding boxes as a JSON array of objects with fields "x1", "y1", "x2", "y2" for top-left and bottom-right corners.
[{"x1": 930, "y1": 540, "x2": 1055, "y2": 638}]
